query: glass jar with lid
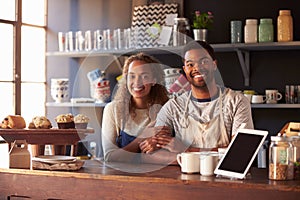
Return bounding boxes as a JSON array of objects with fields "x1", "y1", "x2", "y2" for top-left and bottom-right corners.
[
  {"x1": 269, "y1": 135, "x2": 294, "y2": 180},
  {"x1": 173, "y1": 18, "x2": 191, "y2": 46},
  {"x1": 244, "y1": 19, "x2": 258, "y2": 43},
  {"x1": 291, "y1": 135, "x2": 300, "y2": 179},
  {"x1": 258, "y1": 18, "x2": 274, "y2": 42},
  {"x1": 277, "y1": 10, "x2": 293, "y2": 42}
]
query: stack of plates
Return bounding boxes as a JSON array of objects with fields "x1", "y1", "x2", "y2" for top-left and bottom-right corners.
[{"x1": 32, "y1": 155, "x2": 77, "y2": 164}]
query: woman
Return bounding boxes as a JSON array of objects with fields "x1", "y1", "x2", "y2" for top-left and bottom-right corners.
[{"x1": 101, "y1": 52, "x2": 170, "y2": 163}]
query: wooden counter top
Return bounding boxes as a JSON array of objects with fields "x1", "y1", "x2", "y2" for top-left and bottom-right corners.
[{"x1": 0, "y1": 160, "x2": 299, "y2": 199}]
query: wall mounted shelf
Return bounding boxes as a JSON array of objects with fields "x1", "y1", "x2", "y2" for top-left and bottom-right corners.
[
  {"x1": 251, "y1": 104, "x2": 300, "y2": 108},
  {"x1": 46, "y1": 41, "x2": 300, "y2": 87},
  {"x1": 46, "y1": 102, "x2": 107, "y2": 108}
]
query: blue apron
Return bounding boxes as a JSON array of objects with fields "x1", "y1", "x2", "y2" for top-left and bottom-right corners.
[{"x1": 116, "y1": 130, "x2": 136, "y2": 148}]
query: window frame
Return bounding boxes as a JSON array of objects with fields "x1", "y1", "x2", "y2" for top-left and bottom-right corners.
[{"x1": 0, "y1": 0, "x2": 47, "y2": 116}]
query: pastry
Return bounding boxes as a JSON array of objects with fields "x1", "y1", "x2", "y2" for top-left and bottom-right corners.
[
  {"x1": 74, "y1": 114, "x2": 90, "y2": 129},
  {"x1": 28, "y1": 116, "x2": 52, "y2": 129},
  {"x1": 55, "y1": 113, "x2": 75, "y2": 129},
  {"x1": 0, "y1": 115, "x2": 26, "y2": 129}
]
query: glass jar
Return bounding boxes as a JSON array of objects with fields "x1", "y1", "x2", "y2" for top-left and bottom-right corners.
[
  {"x1": 277, "y1": 10, "x2": 293, "y2": 42},
  {"x1": 291, "y1": 135, "x2": 300, "y2": 179},
  {"x1": 259, "y1": 18, "x2": 274, "y2": 42},
  {"x1": 173, "y1": 18, "x2": 191, "y2": 46},
  {"x1": 244, "y1": 19, "x2": 258, "y2": 43},
  {"x1": 269, "y1": 136, "x2": 294, "y2": 180}
]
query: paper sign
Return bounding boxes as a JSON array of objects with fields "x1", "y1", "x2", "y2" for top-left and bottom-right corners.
[
  {"x1": 165, "y1": 14, "x2": 178, "y2": 26},
  {"x1": 157, "y1": 26, "x2": 173, "y2": 46}
]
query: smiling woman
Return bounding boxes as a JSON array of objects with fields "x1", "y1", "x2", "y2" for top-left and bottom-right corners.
[
  {"x1": 0, "y1": 0, "x2": 47, "y2": 125},
  {"x1": 101, "y1": 52, "x2": 170, "y2": 164}
]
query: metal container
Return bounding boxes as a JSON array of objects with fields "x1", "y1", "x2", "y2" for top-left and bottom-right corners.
[{"x1": 173, "y1": 18, "x2": 190, "y2": 46}]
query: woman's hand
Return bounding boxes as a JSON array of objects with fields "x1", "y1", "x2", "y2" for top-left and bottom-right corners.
[
  {"x1": 155, "y1": 134, "x2": 187, "y2": 153},
  {"x1": 139, "y1": 126, "x2": 171, "y2": 154}
]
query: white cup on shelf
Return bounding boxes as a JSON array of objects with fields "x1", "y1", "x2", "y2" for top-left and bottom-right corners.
[
  {"x1": 50, "y1": 78, "x2": 69, "y2": 103},
  {"x1": 251, "y1": 95, "x2": 266, "y2": 104},
  {"x1": 265, "y1": 89, "x2": 282, "y2": 104}
]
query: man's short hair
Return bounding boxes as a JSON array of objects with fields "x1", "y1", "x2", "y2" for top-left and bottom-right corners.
[{"x1": 182, "y1": 41, "x2": 216, "y2": 61}]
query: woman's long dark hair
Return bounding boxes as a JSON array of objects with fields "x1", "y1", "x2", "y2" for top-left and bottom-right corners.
[{"x1": 113, "y1": 52, "x2": 169, "y2": 118}]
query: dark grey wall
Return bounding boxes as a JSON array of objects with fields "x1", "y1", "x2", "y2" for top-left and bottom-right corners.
[
  {"x1": 47, "y1": 0, "x2": 299, "y2": 153},
  {"x1": 183, "y1": 0, "x2": 300, "y2": 136}
]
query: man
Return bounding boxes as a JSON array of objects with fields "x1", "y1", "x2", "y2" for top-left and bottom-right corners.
[{"x1": 139, "y1": 41, "x2": 254, "y2": 154}]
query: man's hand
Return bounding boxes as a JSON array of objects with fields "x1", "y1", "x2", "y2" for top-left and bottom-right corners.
[{"x1": 139, "y1": 126, "x2": 172, "y2": 154}]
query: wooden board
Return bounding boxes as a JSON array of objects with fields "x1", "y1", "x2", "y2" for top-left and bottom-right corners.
[{"x1": 0, "y1": 128, "x2": 94, "y2": 145}]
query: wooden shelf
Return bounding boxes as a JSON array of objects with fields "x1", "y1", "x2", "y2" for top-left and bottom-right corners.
[{"x1": 0, "y1": 128, "x2": 94, "y2": 145}]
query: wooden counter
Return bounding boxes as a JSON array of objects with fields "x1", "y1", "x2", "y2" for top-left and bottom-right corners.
[{"x1": 0, "y1": 160, "x2": 299, "y2": 199}]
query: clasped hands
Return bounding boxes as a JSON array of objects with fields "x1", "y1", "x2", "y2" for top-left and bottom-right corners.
[{"x1": 138, "y1": 125, "x2": 185, "y2": 154}]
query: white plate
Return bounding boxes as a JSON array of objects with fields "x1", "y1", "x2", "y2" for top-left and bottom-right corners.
[{"x1": 32, "y1": 155, "x2": 77, "y2": 164}]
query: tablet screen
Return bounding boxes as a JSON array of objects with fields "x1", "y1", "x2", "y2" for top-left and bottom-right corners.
[
  {"x1": 218, "y1": 133, "x2": 264, "y2": 173},
  {"x1": 214, "y1": 129, "x2": 268, "y2": 179}
]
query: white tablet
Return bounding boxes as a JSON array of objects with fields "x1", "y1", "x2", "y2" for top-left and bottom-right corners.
[{"x1": 214, "y1": 128, "x2": 268, "y2": 179}]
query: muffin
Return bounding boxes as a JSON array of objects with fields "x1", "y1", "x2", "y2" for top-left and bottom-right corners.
[
  {"x1": 55, "y1": 113, "x2": 75, "y2": 129},
  {"x1": 74, "y1": 114, "x2": 90, "y2": 129},
  {"x1": 28, "y1": 116, "x2": 52, "y2": 129}
]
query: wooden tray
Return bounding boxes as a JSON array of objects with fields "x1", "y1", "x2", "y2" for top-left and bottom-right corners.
[{"x1": 0, "y1": 128, "x2": 94, "y2": 145}]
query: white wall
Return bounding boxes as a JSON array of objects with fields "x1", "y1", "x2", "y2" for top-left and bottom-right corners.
[{"x1": 46, "y1": 0, "x2": 132, "y2": 157}]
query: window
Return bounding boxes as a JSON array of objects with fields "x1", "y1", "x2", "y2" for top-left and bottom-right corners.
[{"x1": 0, "y1": 0, "x2": 47, "y2": 124}]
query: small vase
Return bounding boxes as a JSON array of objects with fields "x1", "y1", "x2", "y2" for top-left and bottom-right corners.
[{"x1": 193, "y1": 29, "x2": 208, "y2": 42}]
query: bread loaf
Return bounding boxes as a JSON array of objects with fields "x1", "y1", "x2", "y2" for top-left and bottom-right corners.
[{"x1": 1, "y1": 115, "x2": 26, "y2": 129}]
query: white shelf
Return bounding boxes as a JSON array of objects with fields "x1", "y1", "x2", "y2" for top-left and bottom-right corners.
[
  {"x1": 46, "y1": 41, "x2": 300, "y2": 57},
  {"x1": 251, "y1": 104, "x2": 300, "y2": 108},
  {"x1": 46, "y1": 102, "x2": 107, "y2": 108},
  {"x1": 46, "y1": 46, "x2": 183, "y2": 57}
]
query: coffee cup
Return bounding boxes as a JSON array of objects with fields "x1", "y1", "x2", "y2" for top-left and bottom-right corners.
[
  {"x1": 243, "y1": 90, "x2": 255, "y2": 102},
  {"x1": 199, "y1": 152, "x2": 219, "y2": 176},
  {"x1": 244, "y1": 94, "x2": 253, "y2": 102},
  {"x1": 251, "y1": 95, "x2": 266, "y2": 104},
  {"x1": 265, "y1": 89, "x2": 282, "y2": 104},
  {"x1": 177, "y1": 152, "x2": 200, "y2": 174}
]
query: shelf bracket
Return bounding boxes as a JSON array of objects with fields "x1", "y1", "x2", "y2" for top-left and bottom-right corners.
[{"x1": 235, "y1": 49, "x2": 250, "y2": 86}]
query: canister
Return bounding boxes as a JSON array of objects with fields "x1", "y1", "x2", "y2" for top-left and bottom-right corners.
[
  {"x1": 230, "y1": 20, "x2": 243, "y2": 43},
  {"x1": 258, "y1": 18, "x2": 274, "y2": 42},
  {"x1": 244, "y1": 19, "x2": 258, "y2": 43},
  {"x1": 291, "y1": 135, "x2": 300, "y2": 179},
  {"x1": 277, "y1": 10, "x2": 293, "y2": 42},
  {"x1": 269, "y1": 135, "x2": 294, "y2": 180},
  {"x1": 173, "y1": 18, "x2": 191, "y2": 46}
]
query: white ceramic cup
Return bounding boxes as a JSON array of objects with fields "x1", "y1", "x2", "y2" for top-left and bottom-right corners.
[
  {"x1": 50, "y1": 78, "x2": 69, "y2": 103},
  {"x1": 265, "y1": 89, "x2": 282, "y2": 104},
  {"x1": 244, "y1": 94, "x2": 253, "y2": 102},
  {"x1": 251, "y1": 94, "x2": 266, "y2": 104},
  {"x1": 177, "y1": 152, "x2": 200, "y2": 174},
  {"x1": 199, "y1": 152, "x2": 219, "y2": 176}
]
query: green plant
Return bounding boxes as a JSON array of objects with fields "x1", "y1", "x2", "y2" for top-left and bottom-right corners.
[{"x1": 192, "y1": 11, "x2": 214, "y2": 29}]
